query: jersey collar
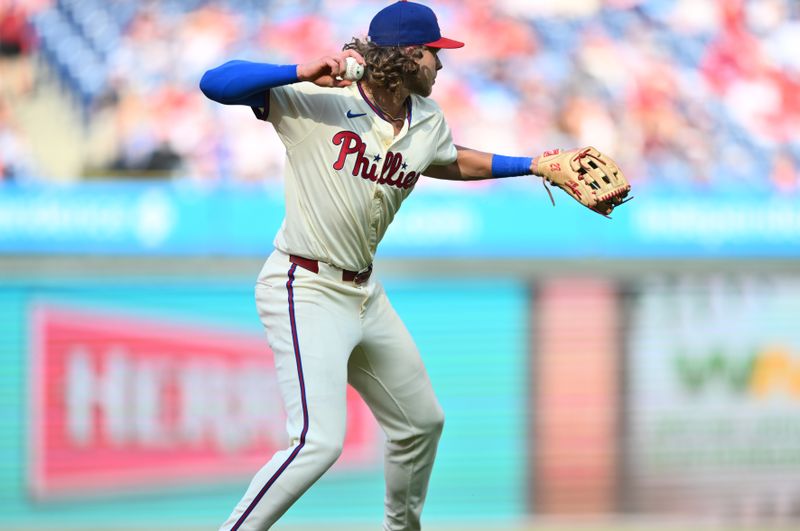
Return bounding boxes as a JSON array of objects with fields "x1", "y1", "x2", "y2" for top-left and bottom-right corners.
[{"x1": 356, "y1": 81, "x2": 412, "y2": 127}]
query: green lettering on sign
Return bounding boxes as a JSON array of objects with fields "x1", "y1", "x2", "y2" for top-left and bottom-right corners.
[{"x1": 674, "y1": 348, "x2": 755, "y2": 394}]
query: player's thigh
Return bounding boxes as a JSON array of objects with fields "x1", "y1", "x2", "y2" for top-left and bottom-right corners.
[
  {"x1": 348, "y1": 286, "x2": 443, "y2": 438},
  {"x1": 256, "y1": 260, "x2": 361, "y2": 442}
]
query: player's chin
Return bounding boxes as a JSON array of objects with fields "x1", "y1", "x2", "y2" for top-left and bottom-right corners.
[
  {"x1": 403, "y1": 74, "x2": 434, "y2": 97},
  {"x1": 409, "y1": 82, "x2": 434, "y2": 98}
]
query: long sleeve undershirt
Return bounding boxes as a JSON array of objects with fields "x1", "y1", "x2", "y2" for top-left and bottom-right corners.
[{"x1": 199, "y1": 60, "x2": 298, "y2": 107}]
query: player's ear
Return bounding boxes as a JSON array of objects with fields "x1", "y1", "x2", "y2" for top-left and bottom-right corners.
[{"x1": 404, "y1": 46, "x2": 425, "y2": 62}]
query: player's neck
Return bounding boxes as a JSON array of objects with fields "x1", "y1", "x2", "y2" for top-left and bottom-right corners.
[{"x1": 361, "y1": 82, "x2": 409, "y2": 123}]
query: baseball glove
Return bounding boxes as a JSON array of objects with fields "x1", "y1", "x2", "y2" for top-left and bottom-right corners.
[{"x1": 537, "y1": 147, "x2": 631, "y2": 217}]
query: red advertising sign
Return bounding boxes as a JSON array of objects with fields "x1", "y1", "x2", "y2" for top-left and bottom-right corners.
[{"x1": 29, "y1": 304, "x2": 380, "y2": 498}]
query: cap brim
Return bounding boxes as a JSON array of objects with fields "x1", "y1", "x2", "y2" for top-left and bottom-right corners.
[{"x1": 425, "y1": 36, "x2": 464, "y2": 49}]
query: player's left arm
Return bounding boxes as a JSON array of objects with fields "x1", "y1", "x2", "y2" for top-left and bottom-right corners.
[
  {"x1": 427, "y1": 145, "x2": 633, "y2": 217},
  {"x1": 424, "y1": 146, "x2": 537, "y2": 181}
]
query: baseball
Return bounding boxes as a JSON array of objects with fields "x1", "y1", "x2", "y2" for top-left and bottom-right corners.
[{"x1": 343, "y1": 56, "x2": 364, "y2": 81}]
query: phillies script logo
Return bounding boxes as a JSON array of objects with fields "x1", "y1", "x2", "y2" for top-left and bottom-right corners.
[
  {"x1": 332, "y1": 131, "x2": 420, "y2": 189},
  {"x1": 29, "y1": 304, "x2": 380, "y2": 498}
]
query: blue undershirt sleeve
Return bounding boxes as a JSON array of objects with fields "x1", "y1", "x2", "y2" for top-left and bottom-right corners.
[
  {"x1": 199, "y1": 61, "x2": 299, "y2": 108},
  {"x1": 491, "y1": 155, "x2": 534, "y2": 178}
]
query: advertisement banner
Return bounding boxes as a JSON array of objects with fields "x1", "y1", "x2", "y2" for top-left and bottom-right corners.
[
  {"x1": 1, "y1": 278, "x2": 527, "y2": 527},
  {"x1": 627, "y1": 276, "x2": 800, "y2": 517},
  {"x1": 29, "y1": 303, "x2": 379, "y2": 498},
  {"x1": 532, "y1": 279, "x2": 620, "y2": 514},
  {"x1": 2, "y1": 183, "x2": 800, "y2": 258}
]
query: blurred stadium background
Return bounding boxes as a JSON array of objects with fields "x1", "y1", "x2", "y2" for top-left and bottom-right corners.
[{"x1": 2, "y1": 0, "x2": 800, "y2": 530}]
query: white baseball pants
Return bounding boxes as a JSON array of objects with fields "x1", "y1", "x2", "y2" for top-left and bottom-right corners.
[{"x1": 219, "y1": 250, "x2": 444, "y2": 531}]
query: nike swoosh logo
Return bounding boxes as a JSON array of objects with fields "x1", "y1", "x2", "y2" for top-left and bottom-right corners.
[{"x1": 346, "y1": 110, "x2": 367, "y2": 119}]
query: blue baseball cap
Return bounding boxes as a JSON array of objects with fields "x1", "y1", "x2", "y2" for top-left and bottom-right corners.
[{"x1": 369, "y1": 1, "x2": 464, "y2": 49}]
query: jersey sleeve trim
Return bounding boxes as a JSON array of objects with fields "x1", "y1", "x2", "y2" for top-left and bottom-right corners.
[{"x1": 251, "y1": 90, "x2": 271, "y2": 121}]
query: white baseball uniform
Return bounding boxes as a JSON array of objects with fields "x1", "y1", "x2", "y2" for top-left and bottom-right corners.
[{"x1": 219, "y1": 80, "x2": 457, "y2": 531}]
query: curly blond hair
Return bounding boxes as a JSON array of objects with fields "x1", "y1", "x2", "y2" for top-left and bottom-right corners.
[{"x1": 343, "y1": 38, "x2": 424, "y2": 92}]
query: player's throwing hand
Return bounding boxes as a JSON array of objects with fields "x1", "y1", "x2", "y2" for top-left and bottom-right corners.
[{"x1": 297, "y1": 50, "x2": 365, "y2": 88}]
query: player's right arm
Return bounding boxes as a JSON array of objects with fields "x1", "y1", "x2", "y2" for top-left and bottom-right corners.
[
  {"x1": 199, "y1": 60, "x2": 298, "y2": 107},
  {"x1": 199, "y1": 51, "x2": 365, "y2": 106}
]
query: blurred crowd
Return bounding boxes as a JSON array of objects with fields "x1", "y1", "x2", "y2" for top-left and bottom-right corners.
[
  {"x1": 0, "y1": 0, "x2": 39, "y2": 180},
  {"x1": 2, "y1": 0, "x2": 800, "y2": 193}
]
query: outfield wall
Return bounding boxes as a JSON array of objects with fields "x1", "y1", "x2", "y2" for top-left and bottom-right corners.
[
  {"x1": 0, "y1": 270, "x2": 528, "y2": 529},
  {"x1": 1, "y1": 183, "x2": 799, "y2": 528}
]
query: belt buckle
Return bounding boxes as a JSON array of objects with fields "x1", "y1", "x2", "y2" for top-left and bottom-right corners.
[{"x1": 353, "y1": 265, "x2": 372, "y2": 285}]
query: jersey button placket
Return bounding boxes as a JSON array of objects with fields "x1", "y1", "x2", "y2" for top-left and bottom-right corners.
[{"x1": 367, "y1": 188, "x2": 383, "y2": 255}]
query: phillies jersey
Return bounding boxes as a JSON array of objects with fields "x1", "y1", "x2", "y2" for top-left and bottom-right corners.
[{"x1": 252, "y1": 81, "x2": 457, "y2": 272}]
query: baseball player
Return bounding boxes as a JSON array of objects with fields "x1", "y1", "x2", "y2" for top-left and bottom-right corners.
[{"x1": 200, "y1": 1, "x2": 629, "y2": 530}]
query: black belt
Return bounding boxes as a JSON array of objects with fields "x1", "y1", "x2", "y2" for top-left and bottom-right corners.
[{"x1": 289, "y1": 255, "x2": 373, "y2": 284}]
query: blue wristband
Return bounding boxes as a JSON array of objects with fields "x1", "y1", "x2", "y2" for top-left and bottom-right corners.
[{"x1": 491, "y1": 155, "x2": 534, "y2": 178}]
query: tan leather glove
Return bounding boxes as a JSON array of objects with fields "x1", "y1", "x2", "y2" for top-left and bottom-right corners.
[{"x1": 537, "y1": 147, "x2": 632, "y2": 217}]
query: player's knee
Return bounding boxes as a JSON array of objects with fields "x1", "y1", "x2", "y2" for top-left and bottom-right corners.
[
  {"x1": 305, "y1": 437, "x2": 344, "y2": 469},
  {"x1": 419, "y1": 403, "x2": 445, "y2": 439}
]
